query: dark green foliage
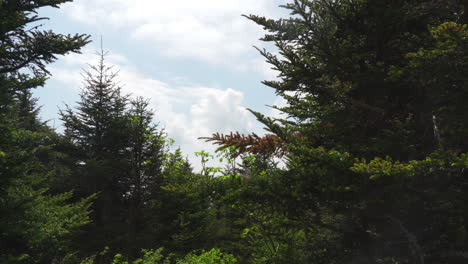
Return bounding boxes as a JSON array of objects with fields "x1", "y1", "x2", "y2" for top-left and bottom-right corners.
[
  {"x1": 3, "y1": 0, "x2": 468, "y2": 263},
  {"x1": 0, "y1": 125, "x2": 94, "y2": 263},
  {"x1": 245, "y1": 0, "x2": 464, "y2": 160},
  {"x1": 12, "y1": 89, "x2": 45, "y2": 131},
  {"x1": 0, "y1": 1, "x2": 93, "y2": 263},
  {"x1": 236, "y1": 0, "x2": 468, "y2": 263},
  {"x1": 121, "y1": 97, "x2": 167, "y2": 253},
  {"x1": 60, "y1": 51, "x2": 128, "y2": 155},
  {"x1": 59, "y1": 52, "x2": 200, "y2": 257},
  {"x1": 0, "y1": 0, "x2": 90, "y2": 110},
  {"x1": 58, "y1": 51, "x2": 129, "y2": 254},
  {"x1": 390, "y1": 21, "x2": 468, "y2": 151}
]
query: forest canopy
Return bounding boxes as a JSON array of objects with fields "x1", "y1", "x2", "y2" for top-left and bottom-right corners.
[{"x1": 0, "y1": 0, "x2": 467, "y2": 263}]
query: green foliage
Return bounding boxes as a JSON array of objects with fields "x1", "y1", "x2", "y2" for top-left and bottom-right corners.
[
  {"x1": 195, "y1": 150, "x2": 222, "y2": 176},
  {"x1": 0, "y1": 109, "x2": 94, "y2": 263},
  {"x1": 3, "y1": 0, "x2": 468, "y2": 263},
  {"x1": 110, "y1": 249, "x2": 167, "y2": 264},
  {"x1": 0, "y1": 1, "x2": 92, "y2": 263},
  {"x1": 74, "y1": 248, "x2": 235, "y2": 264},
  {"x1": 58, "y1": 52, "x2": 178, "y2": 255},
  {"x1": 351, "y1": 157, "x2": 416, "y2": 180},
  {"x1": 0, "y1": 0, "x2": 90, "y2": 109},
  {"x1": 178, "y1": 248, "x2": 237, "y2": 264},
  {"x1": 390, "y1": 20, "x2": 468, "y2": 151},
  {"x1": 236, "y1": 1, "x2": 468, "y2": 263}
]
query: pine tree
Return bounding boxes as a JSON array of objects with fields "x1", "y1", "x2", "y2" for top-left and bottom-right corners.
[
  {"x1": 121, "y1": 97, "x2": 168, "y2": 254},
  {"x1": 61, "y1": 50, "x2": 128, "y2": 156},
  {"x1": 59, "y1": 52, "x2": 178, "y2": 256},
  {"x1": 0, "y1": 1, "x2": 92, "y2": 262},
  {"x1": 125, "y1": 97, "x2": 165, "y2": 206},
  {"x1": 60, "y1": 50, "x2": 131, "y2": 253},
  {"x1": 12, "y1": 89, "x2": 47, "y2": 131},
  {"x1": 206, "y1": 1, "x2": 468, "y2": 263},
  {"x1": 0, "y1": 0, "x2": 90, "y2": 112}
]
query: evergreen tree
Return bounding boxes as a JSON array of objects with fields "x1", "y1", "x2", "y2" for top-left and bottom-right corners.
[
  {"x1": 206, "y1": 1, "x2": 468, "y2": 263},
  {"x1": 60, "y1": 53, "x2": 178, "y2": 256},
  {"x1": 121, "y1": 97, "x2": 167, "y2": 254},
  {"x1": 125, "y1": 97, "x2": 165, "y2": 209},
  {"x1": 12, "y1": 89, "x2": 46, "y2": 131},
  {"x1": 61, "y1": 50, "x2": 128, "y2": 156},
  {"x1": 0, "y1": 1, "x2": 93, "y2": 262},
  {"x1": 0, "y1": 0, "x2": 89, "y2": 112},
  {"x1": 60, "y1": 50, "x2": 130, "y2": 253},
  {"x1": 247, "y1": 1, "x2": 468, "y2": 263}
]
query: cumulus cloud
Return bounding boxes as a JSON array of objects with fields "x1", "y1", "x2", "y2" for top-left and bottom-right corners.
[
  {"x1": 49, "y1": 48, "x2": 263, "y2": 171},
  {"x1": 59, "y1": 0, "x2": 289, "y2": 77},
  {"x1": 44, "y1": 0, "x2": 293, "y2": 169}
]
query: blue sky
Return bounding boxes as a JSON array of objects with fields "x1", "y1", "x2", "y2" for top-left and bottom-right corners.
[{"x1": 35, "y1": 0, "x2": 289, "y2": 170}]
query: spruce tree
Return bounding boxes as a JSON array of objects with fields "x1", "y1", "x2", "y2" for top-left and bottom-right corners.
[
  {"x1": 60, "y1": 52, "x2": 176, "y2": 256},
  {"x1": 12, "y1": 89, "x2": 46, "y2": 131},
  {"x1": 206, "y1": 1, "x2": 468, "y2": 263},
  {"x1": 247, "y1": 1, "x2": 468, "y2": 263},
  {"x1": 61, "y1": 50, "x2": 128, "y2": 156},
  {"x1": 0, "y1": 0, "x2": 90, "y2": 112},
  {"x1": 60, "y1": 50, "x2": 130, "y2": 253},
  {"x1": 122, "y1": 97, "x2": 167, "y2": 254},
  {"x1": 0, "y1": 1, "x2": 93, "y2": 262}
]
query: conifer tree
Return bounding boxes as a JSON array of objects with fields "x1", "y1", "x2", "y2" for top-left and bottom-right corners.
[
  {"x1": 61, "y1": 50, "x2": 128, "y2": 156},
  {"x1": 60, "y1": 52, "x2": 177, "y2": 256},
  {"x1": 0, "y1": 1, "x2": 92, "y2": 262},
  {"x1": 125, "y1": 97, "x2": 165, "y2": 205},
  {"x1": 206, "y1": 1, "x2": 468, "y2": 263},
  {"x1": 60, "y1": 50, "x2": 131, "y2": 253},
  {"x1": 0, "y1": 0, "x2": 90, "y2": 112},
  {"x1": 11, "y1": 89, "x2": 46, "y2": 131},
  {"x1": 121, "y1": 97, "x2": 168, "y2": 253}
]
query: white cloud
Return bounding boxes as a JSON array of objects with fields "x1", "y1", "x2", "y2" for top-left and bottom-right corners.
[
  {"x1": 45, "y1": 0, "x2": 294, "y2": 170},
  {"x1": 59, "y1": 0, "x2": 289, "y2": 77},
  {"x1": 269, "y1": 96, "x2": 288, "y2": 120},
  {"x1": 49, "y1": 48, "x2": 264, "y2": 171}
]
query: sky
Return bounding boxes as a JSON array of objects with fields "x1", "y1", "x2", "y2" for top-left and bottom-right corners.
[{"x1": 35, "y1": 0, "x2": 289, "y2": 171}]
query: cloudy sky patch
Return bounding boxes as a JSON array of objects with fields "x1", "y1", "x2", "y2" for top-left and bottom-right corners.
[{"x1": 36, "y1": 0, "x2": 288, "y2": 170}]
